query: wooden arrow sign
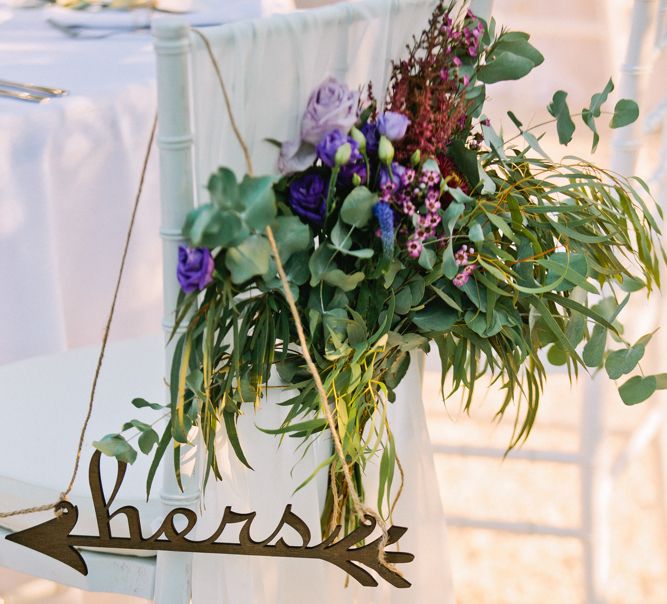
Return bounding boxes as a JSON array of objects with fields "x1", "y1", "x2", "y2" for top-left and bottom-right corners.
[{"x1": 6, "y1": 451, "x2": 413, "y2": 588}]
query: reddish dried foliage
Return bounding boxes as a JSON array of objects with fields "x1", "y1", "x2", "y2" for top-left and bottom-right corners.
[{"x1": 385, "y1": 2, "x2": 473, "y2": 172}]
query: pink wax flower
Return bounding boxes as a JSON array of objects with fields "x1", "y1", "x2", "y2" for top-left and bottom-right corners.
[
  {"x1": 454, "y1": 244, "x2": 475, "y2": 266},
  {"x1": 407, "y1": 237, "x2": 423, "y2": 258}
]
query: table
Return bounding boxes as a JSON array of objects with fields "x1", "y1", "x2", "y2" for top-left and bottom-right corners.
[{"x1": 0, "y1": 1, "x2": 293, "y2": 365}]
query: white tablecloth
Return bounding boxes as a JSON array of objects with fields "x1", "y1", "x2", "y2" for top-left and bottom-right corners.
[{"x1": 0, "y1": 0, "x2": 292, "y2": 365}]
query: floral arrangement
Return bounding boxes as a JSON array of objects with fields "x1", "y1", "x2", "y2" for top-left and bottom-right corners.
[{"x1": 97, "y1": 3, "x2": 664, "y2": 533}]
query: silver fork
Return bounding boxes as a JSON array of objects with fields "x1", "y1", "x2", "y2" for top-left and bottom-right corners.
[
  {"x1": 46, "y1": 18, "x2": 147, "y2": 39},
  {"x1": 0, "y1": 88, "x2": 50, "y2": 103},
  {"x1": 0, "y1": 79, "x2": 67, "y2": 98}
]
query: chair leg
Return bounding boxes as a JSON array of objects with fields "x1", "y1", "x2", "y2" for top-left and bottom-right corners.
[
  {"x1": 654, "y1": 419, "x2": 667, "y2": 579},
  {"x1": 154, "y1": 552, "x2": 193, "y2": 604},
  {"x1": 581, "y1": 459, "x2": 612, "y2": 604},
  {"x1": 580, "y1": 376, "x2": 610, "y2": 604}
]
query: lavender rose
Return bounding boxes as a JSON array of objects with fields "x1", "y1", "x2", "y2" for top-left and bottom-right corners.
[
  {"x1": 288, "y1": 172, "x2": 327, "y2": 227},
  {"x1": 316, "y1": 129, "x2": 361, "y2": 167},
  {"x1": 377, "y1": 111, "x2": 411, "y2": 141},
  {"x1": 301, "y1": 77, "x2": 359, "y2": 145},
  {"x1": 177, "y1": 246, "x2": 214, "y2": 293}
]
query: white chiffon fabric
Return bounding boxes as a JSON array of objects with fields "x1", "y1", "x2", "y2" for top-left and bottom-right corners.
[{"x1": 187, "y1": 2, "x2": 455, "y2": 602}]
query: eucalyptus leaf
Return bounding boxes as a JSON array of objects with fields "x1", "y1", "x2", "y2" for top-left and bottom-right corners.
[
  {"x1": 271, "y1": 216, "x2": 311, "y2": 257},
  {"x1": 478, "y1": 52, "x2": 536, "y2": 84},
  {"x1": 308, "y1": 244, "x2": 335, "y2": 286},
  {"x1": 418, "y1": 247, "x2": 436, "y2": 270},
  {"x1": 93, "y1": 434, "x2": 137, "y2": 465},
  {"x1": 582, "y1": 324, "x2": 607, "y2": 368},
  {"x1": 138, "y1": 429, "x2": 160, "y2": 455},
  {"x1": 240, "y1": 175, "x2": 277, "y2": 231},
  {"x1": 547, "y1": 90, "x2": 576, "y2": 145},
  {"x1": 225, "y1": 235, "x2": 271, "y2": 284},
  {"x1": 468, "y1": 222, "x2": 484, "y2": 243},
  {"x1": 322, "y1": 269, "x2": 365, "y2": 292},
  {"x1": 208, "y1": 167, "x2": 240, "y2": 209},
  {"x1": 610, "y1": 99, "x2": 639, "y2": 128},
  {"x1": 605, "y1": 344, "x2": 645, "y2": 380},
  {"x1": 619, "y1": 375, "x2": 656, "y2": 405},
  {"x1": 131, "y1": 398, "x2": 165, "y2": 411},
  {"x1": 340, "y1": 186, "x2": 378, "y2": 228},
  {"x1": 413, "y1": 302, "x2": 458, "y2": 332},
  {"x1": 547, "y1": 343, "x2": 568, "y2": 366}
]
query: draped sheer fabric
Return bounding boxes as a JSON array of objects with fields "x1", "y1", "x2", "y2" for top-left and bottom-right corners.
[{"x1": 188, "y1": 2, "x2": 455, "y2": 602}]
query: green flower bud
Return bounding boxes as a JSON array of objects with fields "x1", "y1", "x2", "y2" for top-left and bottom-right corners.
[
  {"x1": 334, "y1": 142, "x2": 352, "y2": 167},
  {"x1": 378, "y1": 135, "x2": 394, "y2": 165},
  {"x1": 410, "y1": 149, "x2": 421, "y2": 166},
  {"x1": 350, "y1": 126, "x2": 367, "y2": 153},
  {"x1": 352, "y1": 173, "x2": 362, "y2": 187}
]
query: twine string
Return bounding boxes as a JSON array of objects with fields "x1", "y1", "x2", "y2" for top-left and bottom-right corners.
[
  {"x1": 192, "y1": 28, "x2": 397, "y2": 570},
  {"x1": 0, "y1": 116, "x2": 157, "y2": 520}
]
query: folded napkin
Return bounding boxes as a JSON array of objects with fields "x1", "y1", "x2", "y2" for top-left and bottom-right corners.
[{"x1": 45, "y1": 0, "x2": 295, "y2": 31}]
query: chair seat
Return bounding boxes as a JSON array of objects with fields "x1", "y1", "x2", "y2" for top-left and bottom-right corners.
[{"x1": 0, "y1": 335, "x2": 165, "y2": 549}]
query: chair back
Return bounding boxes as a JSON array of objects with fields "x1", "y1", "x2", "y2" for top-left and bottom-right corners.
[
  {"x1": 189, "y1": 0, "x2": 438, "y2": 183},
  {"x1": 152, "y1": 1, "x2": 440, "y2": 600}
]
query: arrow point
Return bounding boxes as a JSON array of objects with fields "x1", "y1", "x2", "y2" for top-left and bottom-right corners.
[{"x1": 5, "y1": 501, "x2": 88, "y2": 575}]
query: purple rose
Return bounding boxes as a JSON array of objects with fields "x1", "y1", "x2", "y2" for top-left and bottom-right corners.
[
  {"x1": 361, "y1": 121, "x2": 380, "y2": 155},
  {"x1": 177, "y1": 246, "x2": 214, "y2": 293},
  {"x1": 301, "y1": 77, "x2": 359, "y2": 145},
  {"x1": 278, "y1": 140, "x2": 317, "y2": 174},
  {"x1": 377, "y1": 111, "x2": 410, "y2": 141},
  {"x1": 288, "y1": 172, "x2": 327, "y2": 227},
  {"x1": 316, "y1": 129, "x2": 361, "y2": 168}
]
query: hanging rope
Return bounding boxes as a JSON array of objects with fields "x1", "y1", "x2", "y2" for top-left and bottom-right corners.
[
  {"x1": 192, "y1": 28, "x2": 398, "y2": 571},
  {"x1": 0, "y1": 115, "x2": 157, "y2": 519}
]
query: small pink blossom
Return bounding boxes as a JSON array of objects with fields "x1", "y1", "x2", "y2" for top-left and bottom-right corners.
[
  {"x1": 427, "y1": 213, "x2": 441, "y2": 227},
  {"x1": 421, "y1": 170, "x2": 440, "y2": 186},
  {"x1": 453, "y1": 263, "x2": 478, "y2": 288},
  {"x1": 407, "y1": 238, "x2": 423, "y2": 258},
  {"x1": 401, "y1": 168, "x2": 416, "y2": 186},
  {"x1": 402, "y1": 200, "x2": 416, "y2": 216},
  {"x1": 454, "y1": 244, "x2": 475, "y2": 266}
]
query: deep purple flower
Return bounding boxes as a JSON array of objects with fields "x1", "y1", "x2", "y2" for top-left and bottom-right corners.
[
  {"x1": 288, "y1": 172, "x2": 327, "y2": 227},
  {"x1": 373, "y1": 201, "x2": 394, "y2": 255},
  {"x1": 377, "y1": 111, "x2": 410, "y2": 141},
  {"x1": 301, "y1": 78, "x2": 359, "y2": 145},
  {"x1": 177, "y1": 246, "x2": 214, "y2": 293},
  {"x1": 339, "y1": 159, "x2": 367, "y2": 187},
  {"x1": 361, "y1": 122, "x2": 380, "y2": 155},
  {"x1": 316, "y1": 129, "x2": 361, "y2": 168}
]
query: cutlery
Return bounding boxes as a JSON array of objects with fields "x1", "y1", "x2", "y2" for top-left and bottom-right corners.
[
  {"x1": 46, "y1": 18, "x2": 148, "y2": 39},
  {"x1": 0, "y1": 88, "x2": 50, "y2": 103},
  {"x1": 0, "y1": 78, "x2": 67, "y2": 98}
]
